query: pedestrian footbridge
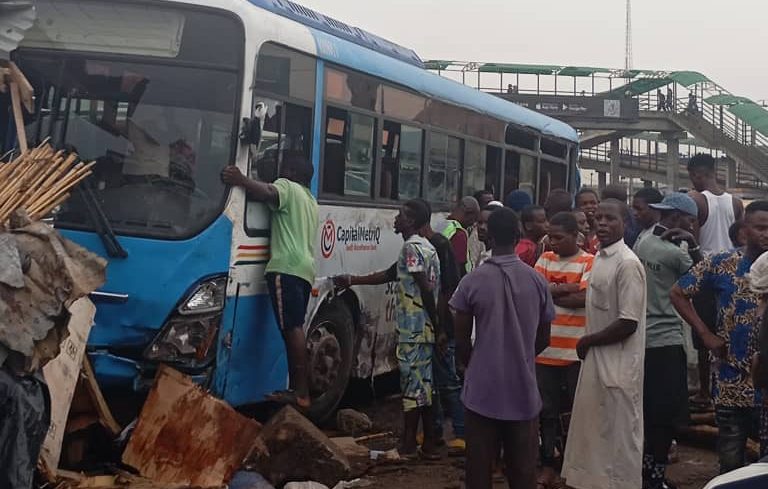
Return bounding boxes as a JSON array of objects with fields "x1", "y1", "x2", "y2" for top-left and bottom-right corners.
[{"x1": 426, "y1": 62, "x2": 768, "y2": 197}]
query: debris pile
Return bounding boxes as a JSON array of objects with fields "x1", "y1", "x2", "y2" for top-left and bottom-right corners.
[{"x1": 0, "y1": 142, "x2": 95, "y2": 227}]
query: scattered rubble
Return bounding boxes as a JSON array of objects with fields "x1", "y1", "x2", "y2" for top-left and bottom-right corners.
[
  {"x1": 122, "y1": 366, "x2": 263, "y2": 487},
  {"x1": 336, "y1": 409, "x2": 373, "y2": 436},
  {"x1": 252, "y1": 406, "x2": 351, "y2": 488},
  {"x1": 330, "y1": 437, "x2": 371, "y2": 477}
]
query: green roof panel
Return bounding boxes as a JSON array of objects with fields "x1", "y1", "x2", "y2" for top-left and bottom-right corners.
[
  {"x1": 423, "y1": 60, "x2": 454, "y2": 71},
  {"x1": 669, "y1": 71, "x2": 709, "y2": 87},
  {"x1": 705, "y1": 94, "x2": 753, "y2": 106},
  {"x1": 604, "y1": 78, "x2": 671, "y2": 97},
  {"x1": 557, "y1": 66, "x2": 613, "y2": 77},
  {"x1": 478, "y1": 63, "x2": 559, "y2": 75},
  {"x1": 728, "y1": 103, "x2": 768, "y2": 135}
]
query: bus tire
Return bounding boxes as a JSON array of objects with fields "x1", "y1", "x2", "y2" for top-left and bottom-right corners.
[{"x1": 305, "y1": 300, "x2": 355, "y2": 422}]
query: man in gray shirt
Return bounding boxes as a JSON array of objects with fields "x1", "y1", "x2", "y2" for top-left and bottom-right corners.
[{"x1": 635, "y1": 193, "x2": 703, "y2": 489}]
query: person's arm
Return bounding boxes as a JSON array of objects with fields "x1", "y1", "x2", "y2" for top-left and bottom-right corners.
[
  {"x1": 221, "y1": 166, "x2": 279, "y2": 206},
  {"x1": 453, "y1": 309, "x2": 473, "y2": 371},
  {"x1": 734, "y1": 197, "x2": 745, "y2": 222},
  {"x1": 555, "y1": 290, "x2": 586, "y2": 309},
  {"x1": 536, "y1": 320, "x2": 552, "y2": 356},
  {"x1": 413, "y1": 271, "x2": 445, "y2": 352},
  {"x1": 671, "y1": 284, "x2": 726, "y2": 356},
  {"x1": 661, "y1": 228, "x2": 704, "y2": 265},
  {"x1": 689, "y1": 191, "x2": 708, "y2": 236},
  {"x1": 537, "y1": 278, "x2": 555, "y2": 355},
  {"x1": 577, "y1": 318, "x2": 637, "y2": 359},
  {"x1": 334, "y1": 263, "x2": 396, "y2": 287}
]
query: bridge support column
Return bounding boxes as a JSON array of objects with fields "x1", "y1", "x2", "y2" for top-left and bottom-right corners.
[
  {"x1": 598, "y1": 172, "x2": 607, "y2": 190},
  {"x1": 610, "y1": 139, "x2": 621, "y2": 184},
  {"x1": 666, "y1": 136, "x2": 680, "y2": 192},
  {"x1": 726, "y1": 159, "x2": 737, "y2": 189}
]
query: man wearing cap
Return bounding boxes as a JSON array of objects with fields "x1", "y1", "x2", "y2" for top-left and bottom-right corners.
[{"x1": 635, "y1": 193, "x2": 704, "y2": 489}]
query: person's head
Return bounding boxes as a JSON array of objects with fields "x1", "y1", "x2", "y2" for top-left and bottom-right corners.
[
  {"x1": 478, "y1": 202, "x2": 504, "y2": 244},
  {"x1": 521, "y1": 205, "x2": 548, "y2": 241},
  {"x1": 575, "y1": 188, "x2": 599, "y2": 222},
  {"x1": 687, "y1": 153, "x2": 717, "y2": 192},
  {"x1": 505, "y1": 189, "x2": 533, "y2": 213},
  {"x1": 279, "y1": 152, "x2": 314, "y2": 187},
  {"x1": 548, "y1": 212, "x2": 580, "y2": 257},
  {"x1": 601, "y1": 184, "x2": 628, "y2": 204},
  {"x1": 394, "y1": 199, "x2": 430, "y2": 237},
  {"x1": 744, "y1": 201, "x2": 768, "y2": 255},
  {"x1": 650, "y1": 192, "x2": 698, "y2": 232},
  {"x1": 594, "y1": 199, "x2": 627, "y2": 247},
  {"x1": 414, "y1": 198, "x2": 433, "y2": 234},
  {"x1": 730, "y1": 220, "x2": 747, "y2": 249},
  {"x1": 487, "y1": 207, "x2": 521, "y2": 250},
  {"x1": 544, "y1": 189, "x2": 573, "y2": 218},
  {"x1": 450, "y1": 196, "x2": 481, "y2": 228},
  {"x1": 632, "y1": 188, "x2": 664, "y2": 230},
  {"x1": 474, "y1": 190, "x2": 495, "y2": 209},
  {"x1": 573, "y1": 210, "x2": 590, "y2": 235}
]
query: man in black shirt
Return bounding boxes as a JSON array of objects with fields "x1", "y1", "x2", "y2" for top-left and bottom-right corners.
[{"x1": 419, "y1": 199, "x2": 465, "y2": 450}]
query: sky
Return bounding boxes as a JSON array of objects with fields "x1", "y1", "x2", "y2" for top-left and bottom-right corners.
[{"x1": 298, "y1": 0, "x2": 768, "y2": 102}]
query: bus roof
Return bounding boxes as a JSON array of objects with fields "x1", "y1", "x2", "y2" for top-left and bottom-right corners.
[{"x1": 239, "y1": 0, "x2": 578, "y2": 143}]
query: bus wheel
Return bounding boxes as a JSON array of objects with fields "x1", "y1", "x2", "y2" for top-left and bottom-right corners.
[{"x1": 305, "y1": 301, "x2": 354, "y2": 422}]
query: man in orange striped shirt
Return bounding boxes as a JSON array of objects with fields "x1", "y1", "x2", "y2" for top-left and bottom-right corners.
[{"x1": 533, "y1": 212, "x2": 594, "y2": 488}]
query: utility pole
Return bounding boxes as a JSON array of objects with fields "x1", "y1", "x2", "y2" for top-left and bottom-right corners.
[{"x1": 625, "y1": 0, "x2": 633, "y2": 72}]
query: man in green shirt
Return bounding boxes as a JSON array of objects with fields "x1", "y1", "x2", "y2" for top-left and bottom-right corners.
[
  {"x1": 222, "y1": 154, "x2": 318, "y2": 409},
  {"x1": 634, "y1": 192, "x2": 703, "y2": 489}
]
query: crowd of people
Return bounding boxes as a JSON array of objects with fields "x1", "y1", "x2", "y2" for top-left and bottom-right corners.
[{"x1": 222, "y1": 151, "x2": 768, "y2": 489}]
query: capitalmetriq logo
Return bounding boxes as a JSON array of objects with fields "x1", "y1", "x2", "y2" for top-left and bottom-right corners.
[{"x1": 321, "y1": 220, "x2": 335, "y2": 258}]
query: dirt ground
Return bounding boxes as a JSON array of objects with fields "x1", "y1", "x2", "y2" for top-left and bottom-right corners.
[{"x1": 350, "y1": 394, "x2": 720, "y2": 489}]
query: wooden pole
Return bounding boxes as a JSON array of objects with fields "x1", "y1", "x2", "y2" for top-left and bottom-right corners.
[{"x1": 10, "y1": 82, "x2": 28, "y2": 153}]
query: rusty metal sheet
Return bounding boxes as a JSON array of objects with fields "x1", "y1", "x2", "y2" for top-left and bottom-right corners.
[{"x1": 123, "y1": 366, "x2": 262, "y2": 487}]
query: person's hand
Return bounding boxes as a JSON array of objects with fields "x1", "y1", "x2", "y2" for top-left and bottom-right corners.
[
  {"x1": 436, "y1": 332, "x2": 449, "y2": 357},
  {"x1": 221, "y1": 165, "x2": 247, "y2": 186},
  {"x1": 333, "y1": 274, "x2": 352, "y2": 288},
  {"x1": 576, "y1": 336, "x2": 592, "y2": 360},
  {"x1": 703, "y1": 333, "x2": 727, "y2": 358},
  {"x1": 661, "y1": 228, "x2": 696, "y2": 246}
]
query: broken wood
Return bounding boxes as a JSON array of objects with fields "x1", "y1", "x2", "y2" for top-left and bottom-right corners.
[
  {"x1": 122, "y1": 366, "x2": 262, "y2": 487},
  {"x1": 10, "y1": 81, "x2": 27, "y2": 152},
  {"x1": 353, "y1": 432, "x2": 393, "y2": 444},
  {"x1": 81, "y1": 356, "x2": 121, "y2": 436}
]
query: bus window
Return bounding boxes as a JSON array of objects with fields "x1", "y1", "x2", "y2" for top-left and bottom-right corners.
[
  {"x1": 325, "y1": 68, "x2": 381, "y2": 112},
  {"x1": 382, "y1": 85, "x2": 426, "y2": 122},
  {"x1": 249, "y1": 101, "x2": 312, "y2": 183},
  {"x1": 538, "y1": 160, "x2": 568, "y2": 205},
  {"x1": 486, "y1": 146, "x2": 502, "y2": 197},
  {"x1": 463, "y1": 141, "x2": 486, "y2": 197},
  {"x1": 246, "y1": 101, "x2": 312, "y2": 234},
  {"x1": 541, "y1": 138, "x2": 568, "y2": 159},
  {"x1": 505, "y1": 125, "x2": 537, "y2": 150},
  {"x1": 255, "y1": 43, "x2": 316, "y2": 102},
  {"x1": 322, "y1": 107, "x2": 377, "y2": 197},
  {"x1": 503, "y1": 150, "x2": 536, "y2": 202},
  {"x1": 380, "y1": 121, "x2": 422, "y2": 200},
  {"x1": 427, "y1": 132, "x2": 462, "y2": 203}
]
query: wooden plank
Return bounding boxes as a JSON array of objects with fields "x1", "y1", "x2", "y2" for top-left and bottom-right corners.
[
  {"x1": 10, "y1": 82, "x2": 27, "y2": 152},
  {"x1": 81, "y1": 356, "x2": 121, "y2": 436},
  {"x1": 122, "y1": 366, "x2": 262, "y2": 487},
  {"x1": 8, "y1": 62, "x2": 34, "y2": 113},
  {"x1": 40, "y1": 298, "x2": 96, "y2": 479}
]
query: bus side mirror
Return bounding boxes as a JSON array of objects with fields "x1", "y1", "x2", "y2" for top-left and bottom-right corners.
[{"x1": 240, "y1": 117, "x2": 262, "y2": 146}]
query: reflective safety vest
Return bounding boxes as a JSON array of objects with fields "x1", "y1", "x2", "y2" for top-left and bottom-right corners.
[{"x1": 442, "y1": 220, "x2": 472, "y2": 273}]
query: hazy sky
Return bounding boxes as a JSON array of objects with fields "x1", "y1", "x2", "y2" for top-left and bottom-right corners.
[{"x1": 299, "y1": 0, "x2": 768, "y2": 101}]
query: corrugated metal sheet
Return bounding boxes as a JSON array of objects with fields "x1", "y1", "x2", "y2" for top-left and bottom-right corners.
[{"x1": 0, "y1": 1, "x2": 36, "y2": 60}]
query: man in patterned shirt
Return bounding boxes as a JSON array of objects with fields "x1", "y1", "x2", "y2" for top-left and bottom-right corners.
[
  {"x1": 671, "y1": 200, "x2": 768, "y2": 473},
  {"x1": 336, "y1": 199, "x2": 445, "y2": 458}
]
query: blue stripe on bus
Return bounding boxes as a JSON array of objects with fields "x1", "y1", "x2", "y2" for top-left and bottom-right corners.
[
  {"x1": 307, "y1": 29, "x2": 578, "y2": 143},
  {"x1": 311, "y1": 58, "x2": 325, "y2": 197},
  {"x1": 212, "y1": 293, "x2": 288, "y2": 406}
]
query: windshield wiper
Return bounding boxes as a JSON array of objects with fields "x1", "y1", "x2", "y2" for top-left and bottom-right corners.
[{"x1": 77, "y1": 182, "x2": 128, "y2": 259}]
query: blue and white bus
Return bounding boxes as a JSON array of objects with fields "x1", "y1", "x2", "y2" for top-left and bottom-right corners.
[{"x1": 5, "y1": 0, "x2": 579, "y2": 419}]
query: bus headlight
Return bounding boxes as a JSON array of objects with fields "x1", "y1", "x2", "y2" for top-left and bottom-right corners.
[
  {"x1": 178, "y1": 276, "x2": 227, "y2": 315},
  {"x1": 145, "y1": 276, "x2": 227, "y2": 369}
]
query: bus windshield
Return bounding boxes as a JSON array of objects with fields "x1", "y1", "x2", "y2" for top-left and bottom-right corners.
[{"x1": 15, "y1": 2, "x2": 243, "y2": 239}]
